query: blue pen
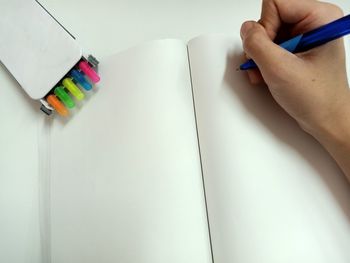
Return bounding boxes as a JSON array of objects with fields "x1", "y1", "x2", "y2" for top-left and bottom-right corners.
[{"x1": 239, "y1": 14, "x2": 350, "y2": 71}]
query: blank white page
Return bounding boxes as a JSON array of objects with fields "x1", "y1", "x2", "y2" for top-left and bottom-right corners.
[
  {"x1": 49, "y1": 40, "x2": 211, "y2": 263},
  {"x1": 0, "y1": 66, "x2": 42, "y2": 263},
  {"x1": 188, "y1": 35, "x2": 350, "y2": 263}
]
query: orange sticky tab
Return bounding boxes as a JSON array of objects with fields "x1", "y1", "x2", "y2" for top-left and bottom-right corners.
[{"x1": 47, "y1": 95, "x2": 69, "y2": 117}]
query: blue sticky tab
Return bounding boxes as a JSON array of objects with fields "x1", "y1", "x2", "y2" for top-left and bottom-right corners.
[
  {"x1": 279, "y1": 34, "x2": 303, "y2": 53},
  {"x1": 71, "y1": 69, "x2": 93, "y2": 91}
]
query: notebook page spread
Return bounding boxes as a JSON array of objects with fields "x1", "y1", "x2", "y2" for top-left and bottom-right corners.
[
  {"x1": 48, "y1": 40, "x2": 211, "y2": 263},
  {"x1": 188, "y1": 35, "x2": 350, "y2": 263}
]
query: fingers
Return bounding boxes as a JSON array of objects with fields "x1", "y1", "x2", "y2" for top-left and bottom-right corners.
[
  {"x1": 240, "y1": 0, "x2": 344, "y2": 86},
  {"x1": 258, "y1": 0, "x2": 281, "y2": 40},
  {"x1": 240, "y1": 21, "x2": 297, "y2": 76},
  {"x1": 259, "y1": 0, "x2": 317, "y2": 40},
  {"x1": 259, "y1": 0, "x2": 344, "y2": 40},
  {"x1": 247, "y1": 69, "x2": 264, "y2": 85}
]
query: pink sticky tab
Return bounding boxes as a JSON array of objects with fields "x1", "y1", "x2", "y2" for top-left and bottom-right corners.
[{"x1": 79, "y1": 61, "x2": 100, "y2": 83}]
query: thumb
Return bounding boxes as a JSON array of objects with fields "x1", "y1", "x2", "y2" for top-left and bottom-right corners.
[{"x1": 241, "y1": 21, "x2": 297, "y2": 75}]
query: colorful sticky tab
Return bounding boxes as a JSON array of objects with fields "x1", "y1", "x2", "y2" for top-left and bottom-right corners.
[
  {"x1": 71, "y1": 69, "x2": 92, "y2": 91},
  {"x1": 54, "y1": 86, "x2": 75, "y2": 108},
  {"x1": 79, "y1": 61, "x2": 100, "y2": 83},
  {"x1": 62, "y1": 78, "x2": 85, "y2": 101},
  {"x1": 43, "y1": 57, "x2": 101, "y2": 117},
  {"x1": 47, "y1": 95, "x2": 69, "y2": 117}
]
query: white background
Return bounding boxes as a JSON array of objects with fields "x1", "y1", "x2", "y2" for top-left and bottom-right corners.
[{"x1": 0, "y1": 0, "x2": 349, "y2": 263}]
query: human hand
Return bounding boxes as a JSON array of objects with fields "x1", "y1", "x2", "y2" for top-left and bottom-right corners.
[{"x1": 240, "y1": 0, "x2": 350, "y2": 179}]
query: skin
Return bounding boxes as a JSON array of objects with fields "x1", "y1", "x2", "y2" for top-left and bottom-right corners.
[{"x1": 240, "y1": 0, "x2": 350, "y2": 181}]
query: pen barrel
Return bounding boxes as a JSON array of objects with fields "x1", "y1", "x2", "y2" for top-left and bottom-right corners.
[{"x1": 295, "y1": 14, "x2": 350, "y2": 53}]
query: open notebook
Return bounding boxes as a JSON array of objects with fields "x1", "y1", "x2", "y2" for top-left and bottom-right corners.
[{"x1": 27, "y1": 35, "x2": 350, "y2": 262}]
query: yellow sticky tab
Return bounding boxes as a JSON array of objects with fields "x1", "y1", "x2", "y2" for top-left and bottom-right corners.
[{"x1": 62, "y1": 78, "x2": 85, "y2": 101}]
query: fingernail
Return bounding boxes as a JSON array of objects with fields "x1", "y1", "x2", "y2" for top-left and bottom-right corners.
[{"x1": 240, "y1": 21, "x2": 254, "y2": 38}]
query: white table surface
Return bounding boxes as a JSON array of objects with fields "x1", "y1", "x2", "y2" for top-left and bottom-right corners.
[
  {"x1": 0, "y1": 0, "x2": 349, "y2": 263},
  {"x1": 39, "y1": 0, "x2": 349, "y2": 57}
]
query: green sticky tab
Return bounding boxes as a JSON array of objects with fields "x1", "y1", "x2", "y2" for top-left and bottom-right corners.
[{"x1": 54, "y1": 86, "x2": 75, "y2": 108}]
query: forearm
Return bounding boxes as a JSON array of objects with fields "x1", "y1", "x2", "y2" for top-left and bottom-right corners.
[{"x1": 309, "y1": 91, "x2": 350, "y2": 181}]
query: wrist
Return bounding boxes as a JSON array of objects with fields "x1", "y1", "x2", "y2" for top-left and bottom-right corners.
[{"x1": 303, "y1": 88, "x2": 350, "y2": 150}]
